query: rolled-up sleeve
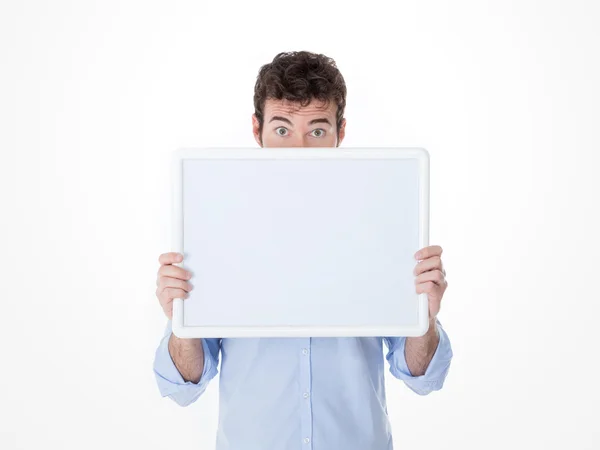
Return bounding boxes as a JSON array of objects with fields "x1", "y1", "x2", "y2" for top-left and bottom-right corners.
[
  {"x1": 153, "y1": 319, "x2": 221, "y2": 407},
  {"x1": 384, "y1": 318, "x2": 453, "y2": 395}
]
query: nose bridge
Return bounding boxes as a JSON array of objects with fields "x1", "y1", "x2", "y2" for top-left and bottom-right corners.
[
  {"x1": 285, "y1": 134, "x2": 306, "y2": 147},
  {"x1": 301, "y1": 134, "x2": 311, "y2": 147},
  {"x1": 284, "y1": 135, "x2": 332, "y2": 148}
]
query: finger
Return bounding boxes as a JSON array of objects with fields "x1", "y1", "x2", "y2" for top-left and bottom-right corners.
[
  {"x1": 158, "y1": 264, "x2": 192, "y2": 280},
  {"x1": 158, "y1": 252, "x2": 184, "y2": 265},
  {"x1": 416, "y1": 282, "x2": 445, "y2": 304},
  {"x1": 416, "y1": 281, "x2": 445, "y2": 298},
  {"x1": 414, "y1": 256, "x2": 443, "y2": 276},
  {"x1": 157, "y1": 276, "x2": 193, "y2": 294},
  {"x1": 415, "y1": 245, "x2": 443, "y2": 260},
  {"x1": 416, "y1": 281, "x2": 436, "y2": 294},
  {"x1": 415, "y1": 269, "x2": 446, "y2": 287},
  {"x1": 159, "y1": 287, "x2": 189, "y2": 304}
]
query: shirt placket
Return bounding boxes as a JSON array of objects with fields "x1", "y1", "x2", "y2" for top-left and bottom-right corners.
[{"x1": 299, "y1": 337, "x2": 313, "y2": 448}]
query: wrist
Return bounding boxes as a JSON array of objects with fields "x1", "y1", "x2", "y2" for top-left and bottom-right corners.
[{"x1": 428, "y1": 316, "x2": 439, "y2": 338}]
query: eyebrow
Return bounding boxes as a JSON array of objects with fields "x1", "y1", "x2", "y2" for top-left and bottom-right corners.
[
  {"x1": 268, "y1": 116, "x2": 332, "y2": 127},
  {"x1": 308, "y1": 118, "x2": 332, "y2": 126},
  {"x1": 269, "y1": 116, "x2": 293, "y2": 126}
]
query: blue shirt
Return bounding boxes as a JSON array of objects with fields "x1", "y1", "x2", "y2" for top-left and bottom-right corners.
[{"x1": 153, "y1": 318, "x2": 453, "y2": 450}]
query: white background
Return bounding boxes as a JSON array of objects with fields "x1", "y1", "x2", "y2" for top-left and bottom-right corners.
[{"x1": 1, "y1": 0, "x2": 599, "y2": 449}]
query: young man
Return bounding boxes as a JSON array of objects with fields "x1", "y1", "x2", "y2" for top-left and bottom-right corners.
[{"x1": 153, "y1": 51, "x2": 453, "y2": 450}]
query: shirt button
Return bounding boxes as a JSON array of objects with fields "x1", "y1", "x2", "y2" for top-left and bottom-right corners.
[
  {"x1": 304, "y1": 437, "x2": 310, "y2": 444},
  {"x1": 303, "y1": 392, "x2": 310, "y2": 398},
  {"x1": 302, "y1": 348, "x2": 308, "y2": 355}
]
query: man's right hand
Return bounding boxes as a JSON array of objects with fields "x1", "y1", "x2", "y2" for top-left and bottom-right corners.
[{"x1": 156, "y1": 252, "x2": 193, "y2": 319}]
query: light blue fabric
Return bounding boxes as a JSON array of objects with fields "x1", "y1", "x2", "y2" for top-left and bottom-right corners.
[{"x1": 153, "y1": 318, "x2": 453, "y2": 450}]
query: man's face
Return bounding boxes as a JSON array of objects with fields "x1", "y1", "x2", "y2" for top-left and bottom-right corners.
[{"x1": 252, "y1": 98, "x2": 346, "y2": 148}]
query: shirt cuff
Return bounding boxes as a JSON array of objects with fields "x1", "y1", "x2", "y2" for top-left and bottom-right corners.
[
  {"x1": 386, "y1": 319, "x2": 453, "y2": 395},
  {"x1": 153, "y1": 321, "x2": 219, "y2": 405}
]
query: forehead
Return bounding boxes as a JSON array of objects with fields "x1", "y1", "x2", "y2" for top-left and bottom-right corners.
[{"x1": 263, "y1": 98, "x2": 336, "y2": 119}]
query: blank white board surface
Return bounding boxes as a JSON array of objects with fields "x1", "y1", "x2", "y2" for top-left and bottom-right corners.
[{"x1": 170, "y1": 147, "x2": 429, "y2": 338}]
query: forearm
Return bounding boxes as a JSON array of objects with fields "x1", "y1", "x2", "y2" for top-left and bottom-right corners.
[
  {"x1": 405, "y1": 318, "x2": 440, "y2": 376},
  {"x1": 168, "y1": 334, "x2": 205, "y2": 383}
]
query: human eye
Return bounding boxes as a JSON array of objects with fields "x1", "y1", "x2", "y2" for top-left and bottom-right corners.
[
  {"x1": 310, "y1": 128, "x2": 326, "y2": 138},
  {"x1": 275, "y1": 127, "x2": 289, "y2": 136}
]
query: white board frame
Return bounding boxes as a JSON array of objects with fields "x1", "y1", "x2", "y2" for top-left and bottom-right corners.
[{"x1": 170, "y1": 147, "x2": 430, "y2": 338}]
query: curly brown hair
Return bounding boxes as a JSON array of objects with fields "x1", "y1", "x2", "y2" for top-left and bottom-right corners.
[{"x1": 253, "y1": 51, "x2": 347, "y2": 142}]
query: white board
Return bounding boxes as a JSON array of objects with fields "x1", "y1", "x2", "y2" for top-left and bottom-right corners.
[{"x1": 170, "y1": 147, "x2": 430, "y2": 338}]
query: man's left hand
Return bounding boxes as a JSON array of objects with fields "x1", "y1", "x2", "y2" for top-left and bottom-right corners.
[{"x1": 413, "y1": 245, "x2": 448, "y2": 321}]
